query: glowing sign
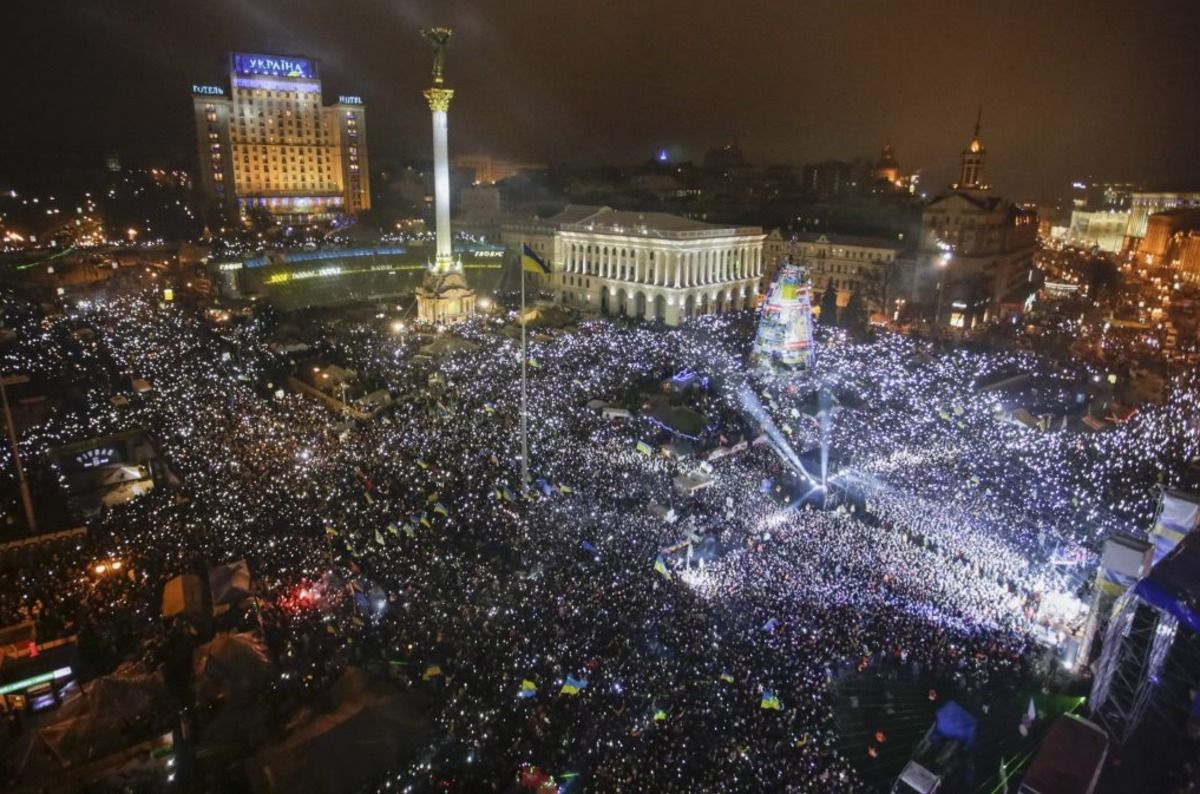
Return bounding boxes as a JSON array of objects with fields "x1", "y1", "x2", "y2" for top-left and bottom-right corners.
[
  {"x1": 76, "y1": 448, "x2": 118, "y2": 468},
  {"x1": 192, "y1": 85, "x2": 225, "y2": 96},
  {"x1": 0, "y1": 667, "x2": 72, "y2": 695},
  {"x1": 338, "y1": 95, "x2": 364, "y2": 105},
  {"x1": 232, "y1": 53, "x2": 316, "y2": 80}
]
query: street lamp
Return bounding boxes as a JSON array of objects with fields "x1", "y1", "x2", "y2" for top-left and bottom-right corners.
[
  {"x1": 934, "y1": 256, "x2": 950, "y2": 326},
  {"x1": 933, "y1": 242, "x2": 952, "y2": 327},
  {"x1": 1, "y1": 374, "x2": 35, "y2": 533}
]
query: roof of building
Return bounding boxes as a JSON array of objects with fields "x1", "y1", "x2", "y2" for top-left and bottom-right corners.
[
  {"x1": 1147, "y1": 208, "x2": 1200, "y2": 221},
  {"x1": 874, "y1": 145, "x2": 899, "y2": 171},
  {"x1": 535, "y1": 205, "x2": 761, "y2": 238},
  {"x1": 790, "y1": 232, "x2": 906, "y2": 251},
  {"x1": 927, "y1": 190, "x2": 1011, "y2": 213},
  {"x1": 544, "y1": 204, "x2": 608, "y2": 226}
]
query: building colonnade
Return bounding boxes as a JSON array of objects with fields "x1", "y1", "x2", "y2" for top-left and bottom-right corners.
[{"x1": 560, "y1": 239, "x2": 763, "y2": 288}]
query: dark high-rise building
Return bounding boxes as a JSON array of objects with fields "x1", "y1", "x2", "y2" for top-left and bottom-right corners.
[{"x1": 803, "y1": 159, "x2": 853, "y2": 198}]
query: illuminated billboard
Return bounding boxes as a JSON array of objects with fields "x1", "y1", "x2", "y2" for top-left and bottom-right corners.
[{"x1": 232, "y1": 53, "x2": 316, "y2": 80}]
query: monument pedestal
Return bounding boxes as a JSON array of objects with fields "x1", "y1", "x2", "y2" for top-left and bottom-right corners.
[{"x1": 416, "y1": 268, "x2": 476, "y2": 325}]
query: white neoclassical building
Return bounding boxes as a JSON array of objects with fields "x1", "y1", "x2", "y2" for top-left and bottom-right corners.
[{"x1": 502, "y1": 205, "x2": 764, "y2": 326}]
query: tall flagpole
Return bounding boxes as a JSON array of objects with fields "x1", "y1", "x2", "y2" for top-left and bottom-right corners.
[{"x1": 520, "y1": 263, "x2": 529, "y2": 486}]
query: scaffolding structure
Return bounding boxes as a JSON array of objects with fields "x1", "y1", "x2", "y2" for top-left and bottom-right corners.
[
  {"x1": 1090, "y1": 531, "x2": 1200, "y2": 745},
  {"x1": 1076, "y1": 533, "x2": 1150, "y2": 669}
]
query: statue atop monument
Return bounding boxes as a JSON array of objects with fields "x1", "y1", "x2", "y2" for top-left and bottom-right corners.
[{"x1": 423, "y1": 27, "x2": 452, "y2": 85}]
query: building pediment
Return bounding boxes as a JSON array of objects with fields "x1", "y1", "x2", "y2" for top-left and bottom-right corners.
[{"x1": 928, "y1": 192, "x2": 980, "y2": 211}]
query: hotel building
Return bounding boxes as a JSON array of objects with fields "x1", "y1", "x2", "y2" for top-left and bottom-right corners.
[{"x1": 192, "y1": 52, "x2": 370, "y2": 227}]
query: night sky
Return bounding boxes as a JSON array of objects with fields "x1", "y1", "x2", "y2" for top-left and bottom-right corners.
[{"x1": 4, "y1": 0, "x2": 1199, "y2": 201}]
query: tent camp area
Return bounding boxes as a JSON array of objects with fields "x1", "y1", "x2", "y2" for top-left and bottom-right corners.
[{"x1": 247, "y1": 667, "x2": 432, "y2": 794}]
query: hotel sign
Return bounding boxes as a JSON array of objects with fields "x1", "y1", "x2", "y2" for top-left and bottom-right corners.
[
  {"x1": 192, "y1": 85, "x2": 224, "y2": 96},
  {"x1": 338, "y1": 95, "x2": 364, "y2": 105},
  {"x1": 232, "y1": 53, "x2": 316, "y2": 80}
]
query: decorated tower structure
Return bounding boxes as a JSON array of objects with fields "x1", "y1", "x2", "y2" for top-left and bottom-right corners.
[{"x1": 751, "y1": 258, "x2": 816, "y2": 369}]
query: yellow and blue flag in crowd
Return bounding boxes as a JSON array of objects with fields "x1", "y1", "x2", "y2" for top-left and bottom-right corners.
[
  {"x1": 636, "y1": 441, "x2": 654, "y2": 456},
  {"x1": 561, "y1": 675, "x2": 589, "y2": 696},
  {"x1": 521, "y1": 244, "x2": 551, "y2": 275},
  {"x1": 761, "y1": 690, "x2": 783, "y2": 710},
  {"x1": 518, "y1": 679, "x2": 538, "y2": 699},
  {"x1": 654, "y1": 554, "x2": 672, "y2": 580}
]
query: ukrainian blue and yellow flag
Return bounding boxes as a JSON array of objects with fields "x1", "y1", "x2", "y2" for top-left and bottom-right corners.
[
  {"x1": 521, "y1": 244, "x2": 551, "y2": 275},
  {"x1": 561, "y1": 675, "x2": 589, "y2": 696},
  {"x1": 654, "y1": 554, "x2": 672, "y2": 580},
  {"x1": 518, "y1": 679, "x2": 538, "y2": 699},
  {"x1": 761, "y1": 690, "x2": 783, "y2": 710}
]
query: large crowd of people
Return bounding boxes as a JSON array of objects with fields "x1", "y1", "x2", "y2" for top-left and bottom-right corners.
[{"x1": 1, "y1": 281, "x2": 1198, "y2": 791}]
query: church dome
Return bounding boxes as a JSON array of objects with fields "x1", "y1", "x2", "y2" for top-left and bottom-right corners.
[{"x1": 875, "y1": 144, "x2": 899, "y2": 171}]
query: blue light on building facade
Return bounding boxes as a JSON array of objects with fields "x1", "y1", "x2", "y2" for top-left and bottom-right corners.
[{"x1": 231, "y1": 53, "x2": 317, "y2": 80}]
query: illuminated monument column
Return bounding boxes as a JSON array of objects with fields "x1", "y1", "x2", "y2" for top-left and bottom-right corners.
[
  {"x1": 416, "y1": 27, "x2": 476, "y2": 325},
  {"x1": 426, "y1": 54, "x2": 454, "y2": 271}
]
